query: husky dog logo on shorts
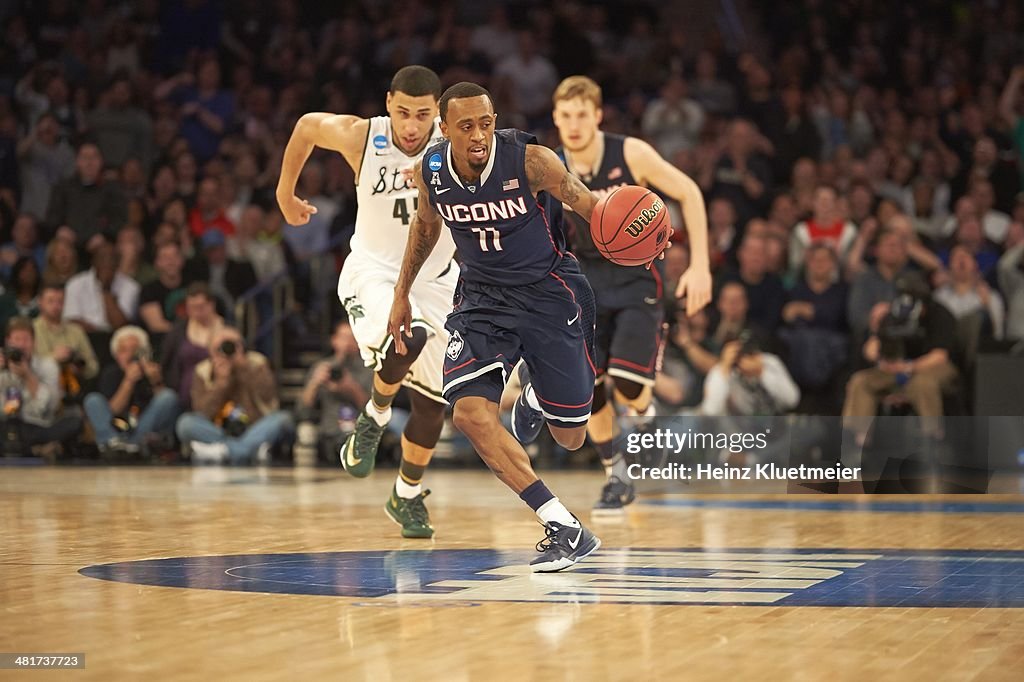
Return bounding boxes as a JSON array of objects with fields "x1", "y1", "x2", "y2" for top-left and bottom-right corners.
[{"x1": 446, "y1": 331, "x2": 465, "y2": 361}]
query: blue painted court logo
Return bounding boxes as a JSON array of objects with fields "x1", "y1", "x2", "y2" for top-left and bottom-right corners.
[
  {"x1": 428, "y1": 153, "x2": 443, "y2": 171},
  {"x1": 372, "y1": 134, "x2": 388, "y2": 150},
  {"x1": 79, "y1": 548, "x2": 1024, "y2": 607}
]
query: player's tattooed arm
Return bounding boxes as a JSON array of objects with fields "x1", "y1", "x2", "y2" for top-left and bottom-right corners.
[
  {"x1": 390, "y1": 164, "x2": 443, "y2": 354},
  {"x1": 525, "y1": 144, "x2": 600, "y2": 222},
  {"x1": 395, "y1": 164, "x2": 443, "y2": 297}
]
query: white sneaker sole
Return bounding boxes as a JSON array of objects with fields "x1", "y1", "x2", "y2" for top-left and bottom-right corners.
[{"x1": 530, "y1": 537, "x2": 602, "y2": 573}]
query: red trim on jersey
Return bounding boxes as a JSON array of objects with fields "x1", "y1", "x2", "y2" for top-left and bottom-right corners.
[
  {"x1": 609, "y1": 356, "x2": 656, "y2": 373},
  {"x1": 443, "y1": 353, "x2": 508, "y2": 375},
  {"x1": 536, "y1": 200, "x2": 564, "y2": 257},
  {"x1": 609, "y1": 319, "x2": 667, "y2": 374},
  {"x1": 444, "y1": 357, "x2": 478, "y2": 374},
  {"x1": 548, "y1": 271, "x2": 597, "y2": 376},
  {"x1": 536, "y1": 395, "x2": 593, "y2": 409},
  {"x1": 650, "y1": 265, "x2": 663, "y2": 299}
]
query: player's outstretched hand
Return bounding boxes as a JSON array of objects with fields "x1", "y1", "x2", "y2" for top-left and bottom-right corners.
[
  {"x1": 675, "y1": 266, "x2": 713, "y2": 317},
  {"x1": 388, "y1": 296, "x2": 413, "y2": 355},
  {"x1": 278, "y1": 194, "x2": 318, "y2": 226}
]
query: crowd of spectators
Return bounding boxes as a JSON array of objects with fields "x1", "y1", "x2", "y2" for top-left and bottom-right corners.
[{"x1": 1, "y1": 0, "x2": 1024, "y2": 460}]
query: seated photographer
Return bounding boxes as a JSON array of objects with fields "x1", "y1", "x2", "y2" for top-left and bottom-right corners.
[
  {"x1": 298, "y1": 320, "x2": 370, "y2": 459},
  {"x1": 1, "y1": 317, "x2": 82, "y2": 457},
  {"x1": 698, "y1": 330, "x2": 800, "y2": 416},
  {"x1": 175, "y1": 327, "x2": 293, "y2": 464},
  {"x1": 83, "y1": 326, "x2": 180, "y2": 455},
  {"x1": 842, "y1": 273, "x2": 958, "y2": 432},
  {"x1": 33, "y1": 283, "x2": 99, "y2": 404}
]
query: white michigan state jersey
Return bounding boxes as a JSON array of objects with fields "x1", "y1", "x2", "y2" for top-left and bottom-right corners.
[{"x1": 351, "y1": 116, "x2": 455, "y2": 274}]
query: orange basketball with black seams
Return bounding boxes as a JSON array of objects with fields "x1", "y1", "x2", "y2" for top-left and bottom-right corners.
[{"x1": 590, "y1": 185, "x2": 671, "y2": 266}]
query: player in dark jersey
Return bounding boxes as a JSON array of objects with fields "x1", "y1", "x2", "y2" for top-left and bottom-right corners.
[
  {"x1": 552, "y1": 76, "x2": 712, "y2": 513},
  {"x1": 388, "y1": 82, "x2": 667, "y2": 572}
]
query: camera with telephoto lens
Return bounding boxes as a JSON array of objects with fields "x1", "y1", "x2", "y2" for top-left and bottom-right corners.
[
  {"x1": 62, "y1": 349, "x2": 87, "y2": 368},
  {"x1": 4, "y1": 347, "x2": 24, "y2": 364},
  {"x1": 219, "y1": 340, "x2": 237, "y2": 357},
  {"x1": 735, "y1": 329, "x2": 761, "y2": 359},
  {"x1": 877, "y1": 275, "x2": 928, "y2": 362},
  {"x1": 223, "y1": 405, "x2": 249, "y2": 437}
]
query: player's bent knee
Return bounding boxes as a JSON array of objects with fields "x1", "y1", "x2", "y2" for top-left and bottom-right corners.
[
  {"x1": 380, "y1": 329, "x2": 429, "y2": 381},
  {"x1": 549, "y1": 425, "x2": 587, "y2": 451},
  {"x1": 397, "y1": 328, "x2": 429, "y2": 356}
]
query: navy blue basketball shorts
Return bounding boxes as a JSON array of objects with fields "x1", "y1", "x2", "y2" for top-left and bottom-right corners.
[
  {"x1": 442, "y1": 258, "x2": 597, "y2": 428},
  {"x1": 586, "y1": 260, "x2": 666, "y2": 387}
]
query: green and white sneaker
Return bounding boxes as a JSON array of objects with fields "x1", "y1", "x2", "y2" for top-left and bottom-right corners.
[
  {"x1": 385, "y1": 487, "x2": 434, "y2": 538},
  {"x1": 340, "y1": 410, "x2": 387, "y2": 478}
]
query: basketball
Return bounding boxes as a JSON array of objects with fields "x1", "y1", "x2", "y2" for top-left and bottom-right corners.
[{"x1": 590, "y1": 185, "x2": 672, "y2": 266}]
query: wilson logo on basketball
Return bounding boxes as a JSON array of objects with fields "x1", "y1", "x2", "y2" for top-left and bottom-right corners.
[{"x1": 624, "y1": 199, "x2": 665, "y2": 238}]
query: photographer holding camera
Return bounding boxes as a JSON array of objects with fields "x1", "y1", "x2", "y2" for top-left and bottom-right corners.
[
  {"x1": 175, "y1": 327, "x2": 293, "y2": 463},
  {"x1": 298, "y1": 320, "x2": 370, "y2": 460},
  {"x1": 698, "y1": 330, "x2": 800, "y2": 416},
  {"x1": 843, "y1": 273, "x2": 959, "y2": 432},
  {"x1": 33, "y1": 283, "x2": 99, "y2": 403},
  {"x1": 83, "y1": 326, "x2": 180, "y2": 455},
  {"x1": 1, "y1": 317, "x2": 82, "y2": 457}
]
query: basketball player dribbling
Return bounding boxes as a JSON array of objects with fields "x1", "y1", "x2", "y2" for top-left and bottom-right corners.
[
  {"x1": 277, "y1": 66, "x2": 454, "y2": 539},
  {"x1": 552, "y1": 75, "x2": 712, "y2": 513},
  {"x1": 388, "y1": 82, "x2": 668, "y2": 571}
]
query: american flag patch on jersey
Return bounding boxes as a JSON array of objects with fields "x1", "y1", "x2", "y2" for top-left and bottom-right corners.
[{"x1": 502, "y1": 178, "x2": 519, "y2": 191}]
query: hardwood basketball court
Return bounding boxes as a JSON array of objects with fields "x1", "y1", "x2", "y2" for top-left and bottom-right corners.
[{"x1": 2, "y1": 466, "x2": 1023, "y2": 680}]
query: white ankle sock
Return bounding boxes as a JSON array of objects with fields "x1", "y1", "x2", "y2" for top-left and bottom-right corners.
[
  {"x1": 366, "y1": 400, "x2": 391, "y2": 427},
  {"x1": 395, "y1": 476, "x2": 421, "y2": 499},
  {"x1": 536, "y1": 498, "x2": 579, "y2": 527}
]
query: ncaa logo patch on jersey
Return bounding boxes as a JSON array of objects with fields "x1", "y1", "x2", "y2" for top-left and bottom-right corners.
[
  {"x1": 428, "y1": 153, "x2": 443, "y2": 172},
  {"x1": 372, "y1": 134, "x2": 388, "y2": 150},
  {"x1": 446, "y1": 330, "x2": 464, "y2": 361}
]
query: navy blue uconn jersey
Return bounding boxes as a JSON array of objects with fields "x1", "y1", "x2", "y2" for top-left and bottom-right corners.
[
  {"x1": 556, "y1": 133, "x2": 637, "y2": 262},
  {"x1": 423, "y1": 129, "x2": 568, "y2": 286}
]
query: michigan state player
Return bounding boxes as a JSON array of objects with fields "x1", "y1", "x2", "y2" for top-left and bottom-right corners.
[
  {"x1": 277, "y1": 66, "x2": 455, "y2": 538},
  {"x1": 552, "y1": 76, "x2": 712, "y2": 513},
  {"x1": 389, "y1": 82, "x2": 667, "y2": 571}
]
